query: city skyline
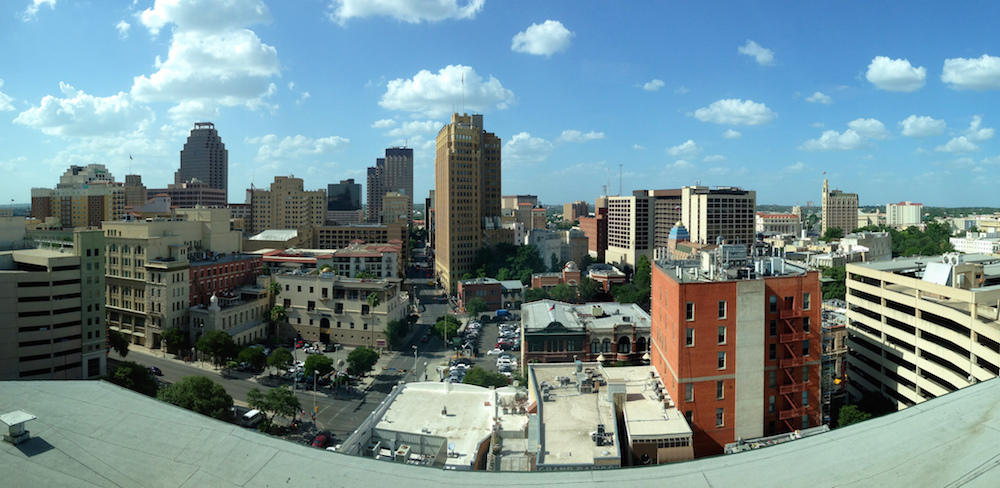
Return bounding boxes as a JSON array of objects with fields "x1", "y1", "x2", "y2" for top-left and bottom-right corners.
[{"x1": 3, "y1": 1, "x2": 1000, "y2": 207}]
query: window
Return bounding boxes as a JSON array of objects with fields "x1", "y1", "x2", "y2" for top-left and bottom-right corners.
[
  {"x1": 297, "y1": 286, "x2": 302, "y2": 292},
  {"x1": 307, "y1": 301, "x2": 315, "y2": 311},
  {"x1": 685, "y1": 328, "x2": 694, "y2": 346},
  {"x1": 803, "y1": 292, "x2": 811, "y2": 310},
  {"x1": 802, "y1": 317, "x2": 810, "y2": 334},
  {"x1": 716, "y1": 408, "x2": 724, "y2": 427},
  {"x1": 685, "y1": 383, "x2": 694, "y2": 402},
  {"x1": 802, "y1": 340, "x2": 810, "y2": 356},
  {"x1": 802, "y1": 415, "x2": 809, "y2": 429},
  {"x1": 769, "y1": 371, "x2": 776, "y2": 388},
  {"x1": 769, "y1": 395, "x2": 776, "y2": 413},
  {"x1": 336, "y1": 321, "x2": 341, "y2": 328},
  {"x1": 716, "y1": 380, "x2": 724, "y2": 400},
  {"x1": 283, "y1": 299, "x2": 291, "y2": 308},
  {"x1": 285, "y1": 285, "x2": 289, "y2": 291},
  {"x1": 717, "y1": 351, "x2": 726, "y2": 370},
  {"x1": 309, "y1": 287, "x2": 314, "y2": 293},
  {"x1": 718, "y1": 326, "x2": 727, "y2": 344},
  {"x1": 769, "y1": 343, "x2": 777, "y2": 361},
  {"x1": 350, "y1": 322, "x2": 355, "y2": 329},
  {"x1": 769, "y1": 320, "x2": 777, "y2": 337},
  {"x1": 686, "y1": 302, "x2": 695, "y2": 321},
  {"x1": 802, "y1": 365, "x2": 810, "y2": 382},
  {"x1": 802, "y1": 391, "x2": 809, "y2": 407},
  {"x1": 769, "y1": 295, "x2": 777, "y2": 313},
  {"x1": 718, "y1": 300, "x2": 727, "y2": 319}
]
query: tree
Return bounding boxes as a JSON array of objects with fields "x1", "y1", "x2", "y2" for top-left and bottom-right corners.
[
  {"x1": 366, "y1": 292, "x2": 381, "y2": 347},
  {"x1": 821, "y1": 266, "x2": 847, "y2": 300},
  {"x1": 837, "y1": 405, "x2": 872, "y2": 428},
  {"x1": 108, "y1": 329, "x2": 130, "y2": 358},
  {"x1": 157, "y1": 376, "x2": 234, "y2": 421},
  {"x1": 579, "y1": 254, "x2": 596, "y2": 271},
  {"x1": 304, "y1": 354, "x2": 334, "y2": 377},
  {"x1": 466, "y1": 297, "x2": 489, "y2": 316},
  {"x1": 822, "y1": 227, "x2": 844, "y2": 241},
  {"x1": 578, "y1": 277, "x2": 600, "y2": 302},
  {"x1": 356, "y1": 270, "x2": 375, "y2": 279},
  {"x1": 462, "y1": 367, "x2": 510, "y2": 388},
  {"x1": 549, "y1": 283, "x2": 578, "y2": 303},
  {"x1": 161, "y1": 327, "x2": 185, "y2": 355},
  {"x1": 268, "y1": 280, "x2": 282, "y2": 336},
  {"x1": 633, "y1": 255, "x2": 652, "y2": 291},
  {"x1": 269, "y1": 305, "x2": 287, "y2": 339},
  {"x1": 347, "y1": 346, "x2": 380, "y2": 376},
  {"x1": 433, "y1": 316, "x2": 460, "y2": 342},
  {"x1": 523, "y1": 287, "x2": 549, "y2": 303},
  {"x1": 549, "y1": 253, "x2": 560, "y2": 272},
  {"x1": 267, "y1": 347, "x2": 294, "y2": 373},
  {"x1": 384, "y1": 318, "x2": 407, "y2": 350},
  {"x1": 247, "y1": 386, "x2": 301, "y2": 427},
  {"x1": 496, "y1": 267, "x2": 513, "y2": 281},
  {"x1": 106, "y1": 361, "x2": 158, "y2": 397},
  {"x1": 237, "y1": 347, "x2": 267, "y2": 371},
  {"x1": 196, "y1": 330, "x2": 237, "y2": 366}
]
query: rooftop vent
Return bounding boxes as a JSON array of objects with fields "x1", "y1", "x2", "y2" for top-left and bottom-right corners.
[{"x1": 1, "y1": 410, "x2": 36, "y2": 446}]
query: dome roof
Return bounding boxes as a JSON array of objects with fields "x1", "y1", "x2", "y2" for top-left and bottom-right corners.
[
  {"x1": 564, "y1": 261, "x2": 579, "y2": 272},
  {"x1": 669, "y1": 223, "x2": 690, "y2": 242}
]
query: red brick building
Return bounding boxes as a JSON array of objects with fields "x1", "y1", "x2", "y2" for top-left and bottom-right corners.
[
  {"x1": 651, "y1": 258, "x2": 821, "y2": 457},
  {"x1": 457, "y1": 277, "x2": 503, "y2": 312},
  {"x1": 189, "y1": 254, "x2": 264, "y2": 307},
  {"x1": 578, "y1": 205, "x2": 608, "y2": 261},
  {"x1": 530, "y1": 261, "x2": 582, "y2": 291}
]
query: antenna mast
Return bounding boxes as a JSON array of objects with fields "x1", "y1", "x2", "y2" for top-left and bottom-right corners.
[
  {"x1": 461, "y1": 74, "x2": 465, "y2": 114},
  {"x1": 619, "y1": 163, "x2": 623, "y2": 196}
]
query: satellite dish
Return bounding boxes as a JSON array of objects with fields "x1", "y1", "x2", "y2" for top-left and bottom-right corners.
[{"x1": 448, "y1": 442, "x2": 456, "y2": 451}]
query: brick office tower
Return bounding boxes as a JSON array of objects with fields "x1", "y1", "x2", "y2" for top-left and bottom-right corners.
[
  {"x1": 175, "y1": 122, "x2": 228, "y2": 202},
  {"x1": 650, "y1": 254, "x2": 822, "y2": 457}
]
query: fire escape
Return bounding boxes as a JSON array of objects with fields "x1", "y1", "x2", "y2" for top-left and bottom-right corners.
[{"x1": 777, "y1": 295, "x2": 807, "y2": 432}]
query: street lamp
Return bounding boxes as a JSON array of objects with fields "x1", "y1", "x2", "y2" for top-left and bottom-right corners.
[{"x1": 312, "y1": 370, "x2": 319, "y2": 421}]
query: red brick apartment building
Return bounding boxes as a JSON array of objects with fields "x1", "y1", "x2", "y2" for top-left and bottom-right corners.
[
  {"x1": 188, "y1": 254, "x2": 263, "y2": 307},
  {"x1": 578, "y1": 205, "x2": 608, "y2": 262},
  {"x1": 651, "y1": 258, "x2": 822, "y2": 457}
]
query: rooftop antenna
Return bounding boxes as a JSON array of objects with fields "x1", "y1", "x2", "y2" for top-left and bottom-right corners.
[
  {"x1": 461, "y1": 73, "x2": 465, "y2": 114},
  {"x1": 619, "y1": 163, "x2": 623, "y2": 196}
]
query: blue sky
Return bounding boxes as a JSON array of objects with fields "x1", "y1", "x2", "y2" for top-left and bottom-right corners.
[{"x1": 3, "y1": 1, "x2": 1000, "y2": 208}]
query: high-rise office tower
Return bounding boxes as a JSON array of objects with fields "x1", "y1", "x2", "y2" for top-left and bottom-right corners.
[
  {"x1": 175, "y1": 122, "x2": 228, "y2": 202},
  {"x1": 434, "y1": 113, "x2": 501, "y2": 293},
  {"x1": 367, "y1": 147, "x2": 413, "y2": 224},
  {"x1": 327, "y1": 178, "x2": 363, "y2": 225},
  {"x1": 31, "y1": 164, "x2": 124, "y2": 229},
  {"x1": 821, "y1": 179, "x2": 858, "y2": 235},
  {"x1": 124, "y1": 174, "x2": 147, "y2": 207}
]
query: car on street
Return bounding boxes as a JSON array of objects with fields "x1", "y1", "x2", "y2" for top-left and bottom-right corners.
[
  {"x1": 148, "y1": 366, "x2": 163, "y2": 376},
  {"x1": 312, "y1": 433, "x2": 331, "y2": 448},
  {"x1": 486, "y1": 348, "x2": 503, "y2": 355}
]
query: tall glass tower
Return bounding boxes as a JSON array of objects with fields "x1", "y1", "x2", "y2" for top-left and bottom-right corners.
[{"x1": 175, "y1": 122, "x2": 228, "y2": 202}]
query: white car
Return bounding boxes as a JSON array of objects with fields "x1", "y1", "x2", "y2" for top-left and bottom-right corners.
[
  {"x1": 496, "y1": 358, "x2": 514, "y2": 368},
  {"x1": 486, "y1": 348, "x2": 503, "y2": 355}
]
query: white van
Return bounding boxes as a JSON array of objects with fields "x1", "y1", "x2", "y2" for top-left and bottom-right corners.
[{"x1": 241, "y1": 409, "x2": 264, "y2": 427}]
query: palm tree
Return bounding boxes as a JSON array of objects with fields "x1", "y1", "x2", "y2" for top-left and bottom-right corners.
[
  {"x1": 270, "y1": 305, "x2": 287, "y2": 342},
  {"x1": 268, "y1": 280, "x2": 281, "y2": 336},
  {"x1": 366, "y1": 291, "x2": 381, "y2": 348}
]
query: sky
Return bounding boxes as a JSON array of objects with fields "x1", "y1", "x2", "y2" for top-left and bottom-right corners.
[{"x1": 3, "y1": 1, "x2": 1000, "y2": 208}]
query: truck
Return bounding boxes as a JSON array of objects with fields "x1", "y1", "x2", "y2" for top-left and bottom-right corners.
[{"x1": 495, "y1": 309, "x2": 510, "y2": 318}]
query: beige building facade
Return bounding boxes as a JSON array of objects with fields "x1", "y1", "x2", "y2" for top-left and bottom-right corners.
[
  {"x1": 821, "y1": 179, "x2": 858, "y2": 235},
  {"x1": 250, "y1": 176, "x2": 326, "y2": 234}
]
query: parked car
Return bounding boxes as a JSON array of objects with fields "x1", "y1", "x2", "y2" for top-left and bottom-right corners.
[
  {"x1": 311, "y1": 433, "x2": 330, "y2": 448},
  {"x1": 148, "y1": 366, "x2": 163, "y2": 376},
  {"x1": 324, "y1": 343, "x2": 340, "y2": 352},
  {"x1": 487, "y1": 348, "x2": 503, "y2": 355}
]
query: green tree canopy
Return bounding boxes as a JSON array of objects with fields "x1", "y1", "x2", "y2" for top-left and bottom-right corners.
[
  {"x1": 837, "y1": 405, "x2": 872, "y2": 428},
  {"x1": 267, "y1": 347, "x2": 294, "y2": 373},
  {"x1": 384, "y1": 318, "x2": 407, "y2": 350},
  {"x1": 432, "y1": 315, "x2": 461, "y2": 341},
  {"x1": 462, "y1": 366, "x2": 510, "y2": 388},
  {"x1": 347, "y1": 346, "x2": 380, "y2": 376},
  {"x1": 237, "y1": 347, "x2": 268, "y2": 371},
  {"x1": 247, "y1": 386, "x2": 301, "y2": 425},
  {"x1": 822, "y1": 227, "x2": 844, "y2": 241},
  {"x1": 523, "y1": 287, "x2": 549, "y2": 303},
  {"x1": 196, "y1": 330, "x2": 237, "y2": 366},
  {"x1": 161, "y1": 327, "x2": 186, "y2": 354},
  {"x1": 578, "y1": 277, "x2": 600, "y2": 302},
  {"x1": 821, "y1": 266, "x2": 847, "y2": 300},
  {"x1": 633, "y1": 255, "x2": 652, "y2": 291},
  {"x1": 471, "y1": 243, "x2": 548, "y2": 284},
  {"x1": 465, "y1": 297, "x2": 489, "y2": 316},
  {"x1": 157, "y1": 376, "x2": 233, "y2": 421},
  {"x1": 304, "y1": 354, "x2": 334, "y2": 377},
  {"x1": 108, "y1": 330, "x2": 130, "y2": 358},
  {"x1": 106, "y1": 361, "x2": 158, "y2": 397},
  {"x1": 549, "y1": 283, "x2": 578, "y2": 303}
]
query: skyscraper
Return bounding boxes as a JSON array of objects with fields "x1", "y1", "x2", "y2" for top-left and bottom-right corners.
[
  {"x1": 366, "y1": 147, "x2": 413, "y2": 224},
  {"x1": 175, "y1": 122, "x2": 228, "y2": 202},
  {"x1": 327, "y1": 178, "x2": 363, "y2": 225},
  {"x1": 434, "y1": 113, "x2": 501, "y2": 293},
  {"x1": 821, "y1": 179, "x2": 858, "y2": 235}
]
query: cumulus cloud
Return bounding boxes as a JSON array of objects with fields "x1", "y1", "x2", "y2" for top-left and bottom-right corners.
[
  {"x1": 694, "y1": 99, "x2": 776, "y2": 125},
  {"x1": 935, "y1": 136, "x2": 980, "y2": 153},
  {"x1": 799, "y1": 130, "x2": 869, "y2": 151},
  {"x1": 633, "y1": 144, "x2": 646, "y2": 150},
  {"x1": 557, "y1": 130, "x2": 605, "y2": 143},
  {"x1": 942, "y1": 55, "x2": 1000, "y2": 91},
  {"x1": 140, "y1": 0, "x2": 272, "y2": 36},
  {"x1": 847, "y1": 118, "x2": 889, "y2": 140},
  {"x1": 246, "y1": 134, "x2": 350, "y2": 163},
  {"x1": 806, "y1": 92, "x2": 832, "y2": 104},
  {"x1": 671, "y1": 160, "x2": 695, "y2": 170},
  {"x1": 379, "y1": 64, "x2": 515, "y2": 118},
  {"x1": 23, "y1": 0, "x2": 55, "y2": 20},
  {"x1": 784, "y1": 161, "x2": 807, "y2": 172},
  {"x1": 898, "y1": 115, "x2": 946, "y2": 137},
  {"x1": 674, "y1": 86, "x2": 690, "y2": 94},
  {"x1": 738, "y1": 40, "x2": 775, "y2": 66},
  {"x1": 866, "y1": 56, "x2": 926, "y2": 92},
  {"x1": 384, "y1": 120, "x2": 440, "y2": 138},
  {"x1": 0, "y1": 79, "x2": 14, "y2": 111},
  {"x1": 511, "y1": 20, "x2": 573, "y2": 57},
  {"x1": 722, "y1": 129, "x2": 741, "y2": 139},
  {"x1": 116, "y1": 20, "x2": 131, "y2": 39},
  {"x1": 328, "y1": 0, "x2": 483, "y2": 25},
  {"x1": 666, "y1": 140, "x2": 701, "y2": 158},
  {"x1": 503, "y1": 132, "x2": 554, "y2": 166},
  {"x1": 14, "y1": 82, "x2": 154, "y2": 137},
  {"x1": 643, "y1": 79, "x2": 665, "y2": 91},
  {"x1": 371, "y1": 118, "x2": 397, "y2": 129},
  {"x1": 703, "y1": 155, "x2": 726, "y2": 163},
  {"x1": 964, "y1": 115, "x2": 996, "y2": 142}
]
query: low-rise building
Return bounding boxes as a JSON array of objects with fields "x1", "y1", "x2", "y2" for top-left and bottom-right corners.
[
  {"x1": 950, "y1": 233, "x2": 1000, "y2": 254},
  {"x1": 821, "y1": 302, "x2": 848, "y2": 424},
  {"x1": 457, "y1": 277, "x2": 502, "y2": 312},
  {"x1": 188, "y1": 278, "x2": 270, "y2": 346},
  {"x1": 521, "y1": 301, "x2": 651, "y2": 365},
  {"x1": 258, "y1": 243, "x2": 402, "y2": 279},
  {"x1": 500, "y1": 280, "x2": 524, "y2": 310},
  {"x1": 755, "y1": 213, "x2": 802, "y2": 236},
  {"x1": 586, "y1": 263, "x2": 626, "y2": 292}
]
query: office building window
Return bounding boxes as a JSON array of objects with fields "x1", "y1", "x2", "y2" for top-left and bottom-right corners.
[
  {"x1": 686, "y1": 302, "x2": 695, "y2": 321},
  {"x1": 685, "y1": 328, "x2": 694, "y2": 346},
  {"x1": 716, "y1": 380, "x2": 724, "y2": 400},
  {"x1": 718, "y1": 300, "x2": 727, "y2": 319},
  {"x1": 685, "y1": 383, "x2": 694, "y2": 402}
]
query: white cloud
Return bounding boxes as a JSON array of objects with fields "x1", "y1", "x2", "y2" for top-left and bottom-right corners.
[
  {"x1": 805, "y1": 92, "x2": 832, "y2": 104},
  {"x1": 557, "y1": 130, "x2": 605, "y2": 143},
  {"x1": 693, "y1": 99, "x2": 776, "y2": 125},
  {"x1": 810, "y1": 122, "x2": 825, "y2": 128},
  {"x1": 246, "y1": 134, "x2": 350, "y2": 163},
  {"x1": 981, "y1": 155, "x2": 1000, "y2": 166},
  {"x1": 14, "y1": 82, "x2": 154, "y2": 137},
  {"x1": 511, "y1": 20, "x2": 573, "y2": 57},
  {"x1": 140, "y1": 0, "x2": 272, "y2": 37},
  {"x1": 0, "y1": 79, "x2": 14, "y2": 111},
  {"x1": 799, "y1": 129, "x2": 869, "y2": 151},
  {"x1": 503, "y1": 132, "x2": 554, "y2": 166},
  {"x1": 674, "y1": 86, "x2": 690, "y2": 94},
  {"x1": 296, "y1": 91, "x2": 310, "y2": 105},
  {"x1": 328, "y1": 0, "x2": 483, "y2": 25},
  {"x1": 964, "y1": 115, "x2": 995, "y2": 142},
  {"x1": 942, "y1": 55, "x2": 1000, "y2": 91},
  {"x1": 116, "y1": 20, "x2": 131, "y2": 39},
  {"x1": 633, "y1": 144, "x2": 645, "y2": 150},
  {"x1": 722, "y1": 129, "x2": 741, "y2": 139},
  {"x1": 898, "y1": 115, "x2": 946, "y2": 138},
  {"x1": 666, "y1": 139, "x2": 701, "y2": 158},
  {"x1": 385, "y1": 120, "x2": 440, "y2": 138},
  {"x1": 703, "y1": 155, "x2": 726, "y2": 163},
  {"x1": 22, "y1": 0, "x2": 55, "y2": 21},
  {"x1": 643, "y1": 79, "x2": 665, "y2": 91},
  {"x1": 935, "y1": 136, "x2": 980, "y2": 154},
  {"x1": 865, "y1": 56, "x2": 926, "y2": 92},
  {"x1": 784, "y1": 161, "x2": 807, "y2": 172},
  {"x1": 379, "y1": 64, "x2": 515, "y2": 118},
  {"x1": 847, "y1": 118, "x2": 889, "y2": 140},
  {"x1": 707, "y1": 167, "x2": 729, "y2": 176},
  {"x1": 671, "y1": 160, "x2": 695, "y2": 170},
  {"x1": 371, "y1": 118, "x2": 397, "y2": 129},
  {"x1": 738, "y1": 40, "x2": 775, "y2": 66}
]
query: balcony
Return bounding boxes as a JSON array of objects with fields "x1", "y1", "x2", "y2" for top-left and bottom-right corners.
[
  {"x1": 779, "y1": 407, "x2": 806, "y2": 420},
  {"x1": 780, "y1": 309, "x2": 804, "y2": 319},
  {"x1": 779, "y1": 382, "x2": 806, "y2": 395},
  {"x1": 780, "y1": 331, "x2": 806, "y2": 343},
  {"x1": 780, "y1": 357, "x2": 806, "y2": 368}
]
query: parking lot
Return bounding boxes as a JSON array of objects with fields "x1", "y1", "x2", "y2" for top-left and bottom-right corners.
[{"x1": 444, "y1": 315, "x2": 521, "y2": 383}]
